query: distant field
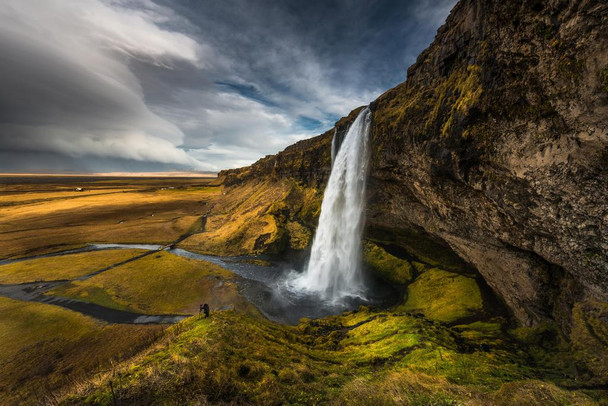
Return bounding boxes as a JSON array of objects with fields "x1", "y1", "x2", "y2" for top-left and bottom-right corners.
[
  {"x1": 0, "y1": 175, "x2": 256, "y2": 402},
  {"x1": 0, "y1": 176, "x2": 221, "y2": 259}
]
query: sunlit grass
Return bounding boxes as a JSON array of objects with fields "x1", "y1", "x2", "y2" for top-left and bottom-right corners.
[
  {"x1": 0, "y1": 249, "x2": 146, "y2": 284},
  {"x1": 0, "y1": 182, "x2": 220, "y2": 259},
  {"x1": 48, "y1": 251, "x2": 256, "y2": 315},
  {"x1": 63, "y1": 309, "x2": 599, "y2": 405},
  {"x1": 0, "y1": 297, "x2": 161, "y2": 404}
]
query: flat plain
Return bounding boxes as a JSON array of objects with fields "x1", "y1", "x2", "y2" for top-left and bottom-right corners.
[{"x1": 0, "y1": 175, "x2": 221, "y2": 259}]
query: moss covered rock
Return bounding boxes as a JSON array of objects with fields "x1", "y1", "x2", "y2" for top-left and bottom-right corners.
[
  {"x1": 285, "y1": 221, "x2": 311, "y2": 250},
  {"x1": 397, "y1": 268, "x2": 484, "y2": 323},
  {"x1": 571, "y1": 300, "x2": 608, "y2": 384},
  {"x1": 179, "y1": 180, "x2": 321, "y2": 256},
  {"x1": 63, "y1": 308, "x2": 601, "y2": 405},
  {"x1": 363, "y1": 241, "x2": 413, "y2": 284}
]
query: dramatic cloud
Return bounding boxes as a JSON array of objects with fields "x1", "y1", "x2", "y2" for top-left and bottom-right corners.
[{"x1": 0, "y1": 0, "x2": 456, "y2": 172}]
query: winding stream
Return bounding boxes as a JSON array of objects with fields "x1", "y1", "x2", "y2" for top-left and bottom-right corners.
[{"x1": 0, "y1": 244, "x2": 399, "y2": 325}]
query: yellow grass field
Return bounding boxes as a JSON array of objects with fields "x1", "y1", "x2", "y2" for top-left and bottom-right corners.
[
  {"x1": 0, "y1": 176, "x2": 221, "y2": 258},
  {"x1": 0, "y1": 176, "x2": 236, "y2": 402},
  {"x1": 0, "y1": 249, "x2": 146, "y2": 284}
]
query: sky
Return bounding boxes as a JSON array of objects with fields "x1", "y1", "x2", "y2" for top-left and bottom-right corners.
[{"x1": 0, "y1": 0, "x2": 456, "y2": 173}]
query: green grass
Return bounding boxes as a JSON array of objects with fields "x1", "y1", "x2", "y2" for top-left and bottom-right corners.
[
  {"x1": 366, "y1": 226, "x2": 473, "y2": 274},
  {"x1": 0, "y1": 249, "x2": 146, "y2": 284},
  {"x1": 0, "y1": 297, "x2": 161, "y2": 404},
  {"x1": 363, "y1": 241, "x2": 413, "y2": 284},
  {"x1": 48, "y1": 251, "x2": 256, "y2": 315},
  {"x1": 62, "y1": 308, "x2": 599, "y2": 405},
  {"x1": 396, "y1": 268, "x2": 484, "y2": 323}
]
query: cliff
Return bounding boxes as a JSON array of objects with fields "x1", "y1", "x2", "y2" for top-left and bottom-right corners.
[
  {"x1": 219, "y1": 108, "x2": 363, "y2": 188},
  {"x1": 367, "y1": 0, "x2": 608, "y2": 330}
]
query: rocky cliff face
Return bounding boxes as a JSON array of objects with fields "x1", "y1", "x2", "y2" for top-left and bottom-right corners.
[
  {"x1": 219, "y1": 0, "x2": 608, "y2": 335},
  {"x1": 368, "y1": 0, "x2": 608, "y2": 329}
]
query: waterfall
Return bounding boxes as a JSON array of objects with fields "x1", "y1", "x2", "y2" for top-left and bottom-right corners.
[
  {"x1": 331, "y1": 127, "x2": 337, "y2": 163},
  {"x1": 290, "y1": 107, "x2": 372, "y2": 303}
]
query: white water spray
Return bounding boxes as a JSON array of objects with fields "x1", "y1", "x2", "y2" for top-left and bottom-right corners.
[{"x1": 290, "y1": 107, "x2": 372, "y2": 302}]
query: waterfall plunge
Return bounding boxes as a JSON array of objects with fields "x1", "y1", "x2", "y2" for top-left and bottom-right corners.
[{"x1": 290, "y1": 107, "x2": 372, "y2": 303}]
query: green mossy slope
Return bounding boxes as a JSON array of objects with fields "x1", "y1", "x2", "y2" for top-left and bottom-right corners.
[
  {"x1": 62, "y1": 308, "x2": 602, "y2": 405},
  {"x1": 363, "y1": 241, "x2": 413, "y2": 285},
  {"x1": 397, "y1": 268, "x2": 483, "y2": 324}
]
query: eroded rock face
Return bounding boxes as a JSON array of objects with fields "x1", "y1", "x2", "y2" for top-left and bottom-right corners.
[{"x1": 368, "y1": 0, "x2": 608, "y2": 327}]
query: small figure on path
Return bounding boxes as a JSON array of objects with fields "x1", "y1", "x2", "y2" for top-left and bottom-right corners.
[
  {"x1": 203, "y1": 303, "x2": 210, "y2": 318},
  {"x1": 199, "y1": 304, "x2": 204, "y2": 315}
]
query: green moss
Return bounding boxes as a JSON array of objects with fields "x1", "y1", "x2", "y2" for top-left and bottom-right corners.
[
  {"x1": 425, "y1": 64, "x2": 483, "y2": 138},
  {"x1": 63, "y1": 308, "x2": 597, "y2": 405},
  {"x1": 602, "y1": 67, "x2": 608, "y2": 94},
  {"x1": 363, "y1": 241, "x2": 413, "y2": 284},
  {"x1": 412, "y1": 261, "x2": 429, "y2": 274},
  {"x1": 509, "y1": 323, "x2": 576, "y2": 383},
  {"x1": 570, "y1": 301, "x2": 608, "y2": 384},
  {"x1": 366, "y1": 226, "x2": 473, "y2": 274},
  {"x1": 396, "y1": 268, "x2": 484, "y2": 323},
  {"x1": 509, "y1": 322, "x2": 563, "y2": 346}
]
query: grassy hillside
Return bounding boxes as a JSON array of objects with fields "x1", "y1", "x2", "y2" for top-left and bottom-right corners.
[
  {"x1": 179, "y1": 179, "x2": 323, "y2": 256},
  {"x1": 62, "y1": 308, "x2": 603, "y2": 405},
  {"x1": 0, "y1": 297, "x2": 161, "y2": 404}
]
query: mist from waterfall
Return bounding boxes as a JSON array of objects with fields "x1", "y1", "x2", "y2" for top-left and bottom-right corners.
[{"x1": 289, "y1": 107, "x2": 372, "y2": 303}]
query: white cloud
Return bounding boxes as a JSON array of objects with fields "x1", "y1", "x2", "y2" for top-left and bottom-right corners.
[
  {"x1": 0, "y1": 0, "x2": 456, "y2": 172},
  {"x1": 0, "y1": 0, "x2": 206, "y2": 169}
]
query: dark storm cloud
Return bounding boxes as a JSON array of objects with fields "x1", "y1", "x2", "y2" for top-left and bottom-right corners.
[{"x1": 0, "y1": 0, "x2": 456, "y2": 172}]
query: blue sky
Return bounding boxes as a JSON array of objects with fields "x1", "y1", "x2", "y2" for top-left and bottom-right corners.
[{"x1": 0, "y1": 0, "x2": 456, "y2": 172}]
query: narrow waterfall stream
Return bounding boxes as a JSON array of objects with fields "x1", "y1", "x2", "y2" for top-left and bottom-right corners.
[{"x1": 289, "y1": 107, "x2": 372, "y2": 303}]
